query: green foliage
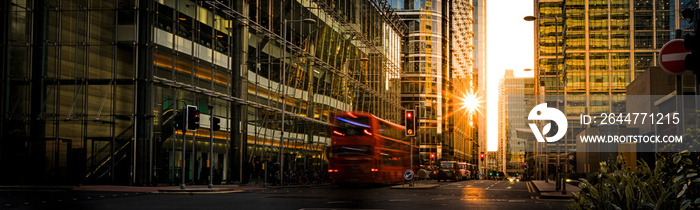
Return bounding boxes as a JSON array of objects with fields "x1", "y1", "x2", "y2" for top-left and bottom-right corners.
[{"x1": 568, "y1": 151, "x2": 699, "y2": 210}]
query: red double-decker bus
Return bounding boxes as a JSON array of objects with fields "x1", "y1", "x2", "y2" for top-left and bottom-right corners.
[{"x1": 328, "y1": 111, "x2": 417, "y2": 185}]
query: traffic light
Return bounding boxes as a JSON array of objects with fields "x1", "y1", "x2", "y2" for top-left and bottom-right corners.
[
  {"x1": 480, "y1": 152, "x2": 485, "y2": 161},
  {"x1": 212, "y1": 117, "x2": 221, "y2": 131},
  {"x1": 173, "y1": 110, "x2": 183, "y2": 130},
  {"x1": 186, "y1": 105, "x2": 200, "y2": 131},
  {"x1": 684, "y1": 8, "x2": 700, "y2": 71},
  {"x1": 405, "y1": 110, "x2": 416, "y2": 136},
  {"x1": 430, "y1": 153, "x2": 435, "y2": 159}
]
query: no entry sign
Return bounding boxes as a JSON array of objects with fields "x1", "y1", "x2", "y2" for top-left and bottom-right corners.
[{"x1": 659, "y1": 39, "x2": 691, "y2": 75}]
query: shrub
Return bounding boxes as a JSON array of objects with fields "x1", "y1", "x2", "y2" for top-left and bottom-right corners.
[{"x1": 568, "y1": 151, "x2": 699, "y2": 210}]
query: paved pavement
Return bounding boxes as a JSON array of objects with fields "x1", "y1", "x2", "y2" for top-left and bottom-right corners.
[
  {"x1": 530, "y1": 180, "x2": 580, "y2": 198},
  {"x1": 1, "y1": 185, "x2": 266, "y2": 193}
]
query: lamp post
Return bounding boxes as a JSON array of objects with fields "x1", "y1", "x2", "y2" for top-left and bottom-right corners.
[
  {"x1": 524, "y1": 0, "x2": 567, "y2": 192},
  {"x1": 280, "y1": 18, "x2": 315, "y2": 186},
  {"x1": 524, "y1": 17, "x2": 560, "y2": 185}
]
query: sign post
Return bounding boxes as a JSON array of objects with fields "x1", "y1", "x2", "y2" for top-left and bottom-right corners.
[
  {"x1": 660, "y1": 39, "x2": 691, "y2": 138},
  {"x1": 404, "y1": 170, "x2": 414, "y2": 182}
]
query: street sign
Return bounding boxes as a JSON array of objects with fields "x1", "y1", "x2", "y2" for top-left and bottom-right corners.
[
  {"x1": 403, "y1": 170, "x2": 414, "y2": 180},
  {"x1": 659, "y1": 39, "x2": 692, "y2": 75}
]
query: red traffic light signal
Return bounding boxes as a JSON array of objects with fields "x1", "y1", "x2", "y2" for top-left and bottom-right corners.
[
  {"x1": 480, "y1": 152, "x2": 485, "y2": 160},
  {"x1": 405, "y1": 110, "x2": 416, "y2": 136},
  {"x1": 430, "y1": 153, "x2": 435, "y2": 159}
]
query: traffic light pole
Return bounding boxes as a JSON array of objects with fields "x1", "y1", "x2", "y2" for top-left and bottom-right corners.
[
  {"x1": 209, "y1": 106, "x2": 214, "y2": 188},
  {"x1": 181, "y1": 131, "x2": 186, "y2": 189},
  {"x1": 410, "y1": 137, "x2": 414, "y2": 187}
]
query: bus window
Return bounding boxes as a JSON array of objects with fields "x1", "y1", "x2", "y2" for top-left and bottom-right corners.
[
  {"x1": 380, "y1": 151, "x2": 402, "y2": 166},
  {"x1": 333, "y1": 117, "x2": 370, "y2": 136},
  {"x1": 440, "y1": 161, "x2": 457, "y2": 169},
  {"x1": 333, "y1": 146, "x2": 372, "y2": 156}
]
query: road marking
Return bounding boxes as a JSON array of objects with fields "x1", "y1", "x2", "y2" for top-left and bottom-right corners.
[
  {"x1": 526, "y1": 182, "x2": 534, "y2": 193},
  {"x1": 326, "y1": 201, "x2": 353, "y2": 204},
  {"x1": 508, "y1": 200, "x2": 526, "y2": 203},
  {"x1": 388, "y1": 199, "x2": 411, "y2": 202},
  {"x1": 158, "y1": 190, "x2": 244, "y2": 194}
]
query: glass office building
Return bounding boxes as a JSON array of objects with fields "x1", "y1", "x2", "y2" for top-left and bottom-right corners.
[
  {"x1": 1, "y1": 0, "x2": 405, "y2": 185},
  {"x1": 391, "y1": 0, "x2": 478, "y2": 165},
  {"x1": 499, "y1": 70, "x2": 535, "y2": 176},
  {"x1": 533, "y1": 0, "x2": 695, "y2": 175}
]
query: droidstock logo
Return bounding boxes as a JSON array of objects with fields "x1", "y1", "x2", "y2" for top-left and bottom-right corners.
[{"x1": 528, "y1": 103, "x2": 567, "y2": 143}]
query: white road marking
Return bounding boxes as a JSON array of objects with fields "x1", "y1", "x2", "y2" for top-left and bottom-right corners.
[
  {"x1": 326, "y1": 201, "x2": 353, "y2": 204},
  {"x1": 388, "y1": 199, "x2": 411, "y2": 202}
]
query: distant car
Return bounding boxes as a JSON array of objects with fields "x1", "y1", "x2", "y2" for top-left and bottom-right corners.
[
  {"x1": 426, "y1": 168, "x2": 438, "y2": 180},
  {"x1": 437, "y1": 161, "x2": 461, "y2": 182},
  {"x1": 437, "y1": 168, "x2": 461, "y2": 182}
]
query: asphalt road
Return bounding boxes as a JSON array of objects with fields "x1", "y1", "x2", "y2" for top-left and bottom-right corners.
[{"x1": 1, "y1": 180, "x2": 573, "y2": 209}]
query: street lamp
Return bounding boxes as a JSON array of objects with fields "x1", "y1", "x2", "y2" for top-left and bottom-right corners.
[
  {"x1": 280, "y1": 17, "x2": 316, "y2": 186},
  {"x1": 524, "y1": 15, "x2": 559, "y2": 185},
  {"x1": 524, "y1": 2, "x2": 567, "y2": 194}
]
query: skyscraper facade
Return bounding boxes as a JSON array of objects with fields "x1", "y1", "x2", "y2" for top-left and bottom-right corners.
[
  {"x1": 499, "y1": 70, "x2": 535, "y2": 176},
  {"x1": 0, "y1": 0, "x2": 405, "y2": 185},
  {"x1": 391, "y1": 0, "x2": 477, "y2": 165},
  {"x1": 533, "y1": 0, "x2": 695, "y2": 173}
]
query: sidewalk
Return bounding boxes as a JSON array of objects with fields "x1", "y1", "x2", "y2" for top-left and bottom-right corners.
[
  {"x1": 530, "y1": 180, "x2": 579, "y2": 199},
  {"x1": 0, "y1": 185, "x2": 266, "y2": 193}
]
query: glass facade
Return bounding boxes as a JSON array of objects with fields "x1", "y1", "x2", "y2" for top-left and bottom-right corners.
[
  {"x1": 0, "y1": 0, "x2": 405, "y2": 185},
  {"x1": 392, "y1": 0, "x2": 478, "y2": 166},
  {"x1": 533, "y1": 0, "x2": 694, "y2": 177},
  {"x1": 500, "y1": 70, "x2": 535, "y2": 175}
]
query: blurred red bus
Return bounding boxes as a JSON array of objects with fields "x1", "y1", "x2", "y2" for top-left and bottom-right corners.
[{"x1": 328, "y1": 111, "x2": 418, "y2": 185}]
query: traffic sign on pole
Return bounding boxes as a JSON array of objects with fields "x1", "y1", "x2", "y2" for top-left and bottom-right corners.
[
  {"x1": 404, "y1": 170, "x2": 414, "y2": 180},
  {"x1": 659, "y1": 39, "x2": 691, "y2": 75}
]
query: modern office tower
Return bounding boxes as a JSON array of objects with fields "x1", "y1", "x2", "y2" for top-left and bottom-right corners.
[
  {"x1": 474, "y1": 0, "x2": 487, "y2": 177},
  {"x1": 499, "y1": 70, "x2": 535, "y2": 176},
  {"x1": 532, "y1": 0, "x2": 695, "y2": 174},
  {"x1": 0, "y1": 0, "x2": 405, "y2": 185},
  {"x1": 450, "y1": 0, "x2": 479, "y2": 167},
  {"x1": 498, "y1": 78, "x2": 507, "y2": 174},
  {"x1": 391, "y1": 0, "x2": 477, "y2": 165}
]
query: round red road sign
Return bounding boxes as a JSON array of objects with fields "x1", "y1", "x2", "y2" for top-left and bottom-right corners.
[{"x1": 659, "y1": 39, "x2": 691, "y2": 75}]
